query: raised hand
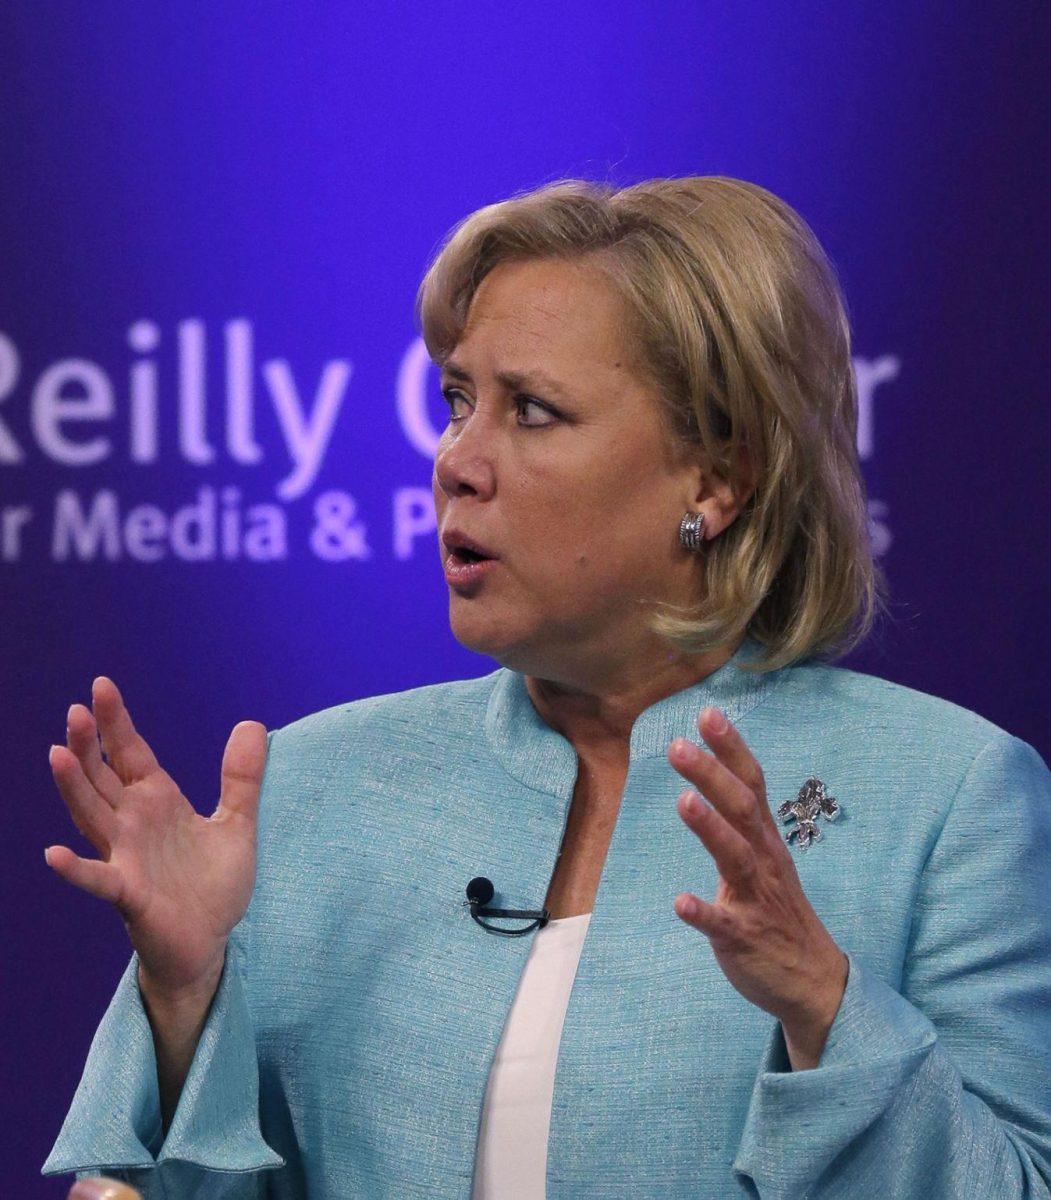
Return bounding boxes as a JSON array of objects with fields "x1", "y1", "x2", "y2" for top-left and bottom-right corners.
[
  {"x1": 46, "y1": 677, "x2": 268, "y2": 999},
  {"x1": 668, "y1": 706, "x2": 849, "y2": 1070}
]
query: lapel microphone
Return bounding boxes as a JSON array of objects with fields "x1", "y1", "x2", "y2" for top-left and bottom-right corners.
[{"x1": 465, "y1": 877, "x2": 550, "y2": 936}]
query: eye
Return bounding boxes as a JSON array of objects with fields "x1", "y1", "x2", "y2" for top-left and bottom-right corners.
[
  {"x1": 439, "y1": 388, "x2": 472, "y2": 422},
  {"x1": 515, "y1": 396, "x2": 559, "y2": 429},
  {"x1": 441, "y1": 386, "x2": 561, "y2": 429}
]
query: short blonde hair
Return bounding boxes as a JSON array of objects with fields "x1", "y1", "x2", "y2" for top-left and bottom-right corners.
[{"x1": 416, "y1": 176, "x2": 886, "y2": 671}]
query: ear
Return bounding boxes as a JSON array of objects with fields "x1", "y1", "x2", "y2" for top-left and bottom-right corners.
[{"x1": 690, "y1": 446, "x2": 757, "y2": 538}]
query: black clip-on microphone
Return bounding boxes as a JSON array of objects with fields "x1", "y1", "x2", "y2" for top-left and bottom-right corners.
[{"x1": 465, "y1": 877, "x2": 550, "y2": 936}]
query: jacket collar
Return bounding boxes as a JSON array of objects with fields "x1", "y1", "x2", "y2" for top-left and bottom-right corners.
[{"x1": 483, "y1": 634, "x2": 784, "y2": 795}]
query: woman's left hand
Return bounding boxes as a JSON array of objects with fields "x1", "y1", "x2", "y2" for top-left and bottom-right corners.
[{"x1": 668, "y1": 706, "x2": 849, "y2": 1070}]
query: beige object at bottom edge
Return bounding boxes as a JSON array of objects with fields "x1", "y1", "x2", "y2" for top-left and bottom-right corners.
[{"x1": 68, "y1": 1178, "x2": 143, "y2": 1200}]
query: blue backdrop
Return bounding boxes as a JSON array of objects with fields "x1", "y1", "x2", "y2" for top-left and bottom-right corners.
[{"x1": 3, "y1": 3, "x2": 1047, "y2": 1191}]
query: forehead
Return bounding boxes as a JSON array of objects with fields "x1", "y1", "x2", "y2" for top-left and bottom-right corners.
[{"x1": 452, "y1": 256, "x2": 634, "y2": 373}]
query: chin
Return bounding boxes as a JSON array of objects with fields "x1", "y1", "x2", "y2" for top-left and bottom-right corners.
[
  {"x1": 447, "y1": 604, "x2": 528, "y2": 667},
  {"x1": 449, "y1": 614, "x2": 571, "y2": 680}
]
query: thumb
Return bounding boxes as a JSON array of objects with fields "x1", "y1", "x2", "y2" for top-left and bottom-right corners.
[{"x1": 215, "y1": 720, "x2": 268, "y2": 824}]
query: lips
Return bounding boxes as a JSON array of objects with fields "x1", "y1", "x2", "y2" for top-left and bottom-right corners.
[
  {"x1": 441, "y1": 529, "x2": 497, "y2": 561},
  {"x1": 440, "y1": 526, "x2": 498, "y2": 593}
]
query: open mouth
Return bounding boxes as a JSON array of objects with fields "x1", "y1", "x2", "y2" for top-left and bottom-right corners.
[
  {"x1": 450, "y1": 547, "x2": 488, "y2": 564},
  {"x1": 442, "y1": 529, "x2": 498, "y2": 580}
]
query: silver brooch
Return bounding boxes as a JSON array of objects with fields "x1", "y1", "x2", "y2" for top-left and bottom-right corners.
[{"x1": 778, "y1": 778, "x2": 841, "y2": 848}]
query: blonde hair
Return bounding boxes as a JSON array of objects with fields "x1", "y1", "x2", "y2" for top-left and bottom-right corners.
[{"x1": 416, "y1": 176, "x2": 887, "y2": 671}]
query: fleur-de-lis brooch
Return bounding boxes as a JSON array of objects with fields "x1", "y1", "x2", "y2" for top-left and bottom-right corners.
[{"x1": 777, "y1": 778, "x2": 841, "y2": 849}]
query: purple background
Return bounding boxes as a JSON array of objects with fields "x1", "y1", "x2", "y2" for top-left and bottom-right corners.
[{"x1": 2, "y1": 3, "x2": 1047, "y2": 1191}]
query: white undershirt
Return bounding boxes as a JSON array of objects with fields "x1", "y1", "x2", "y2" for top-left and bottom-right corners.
[{"x1": 471, "y1": 913, "x2": 593, "y2": 1200}]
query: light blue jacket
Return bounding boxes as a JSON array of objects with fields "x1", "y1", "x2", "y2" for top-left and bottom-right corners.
[{"x1": 43, "y1": 638, "x2": 1051, "y2": 1197}]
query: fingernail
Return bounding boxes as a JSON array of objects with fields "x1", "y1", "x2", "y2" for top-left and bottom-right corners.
[
  {"x1": 703, "y1": 707, "x2": 728, "y2": 734},
  {"x1": 48, "y1": 744, "x2": 60, "y2": 762},
  {"x1": 678, "y1": 895, "x2": 698, "y2": 919}
]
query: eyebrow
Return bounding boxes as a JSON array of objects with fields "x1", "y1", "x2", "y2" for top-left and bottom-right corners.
[{"x1": 440, "y1": 360, "x2": 574, "y2": 404}]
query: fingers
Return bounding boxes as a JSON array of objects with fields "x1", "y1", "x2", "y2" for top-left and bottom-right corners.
[
  {"x1": 215, "y1": 721, "x2": 267, "y2": 823},
  {"x1": 673, "y1": 890, "x2": 734, "y2": 939},
  {"x1": 676, "y1": 787, "x2": 757, "y2": 887},
  {"x1": 49, "y1": 744, "x2": 118, "y2": 851},
  {"x1": 669, "y1": 736, "x2": 763, "y2": 841},
  {"x1": 44, "y1": 844, "x2": 123, "y2": 905},
  {"x1": 91, "y1": 676, "x2": 161, "y2": 784},
  {"x1": 697, "y1": 707, "x2": 776, "y2": 832},
  {"x1": 66, "y1": 702, "x2": 123, "y2": 807}
]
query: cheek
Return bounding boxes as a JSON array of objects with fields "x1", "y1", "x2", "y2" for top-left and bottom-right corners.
[
  {"x1": 509, "y1": 477, "x2": 648, "y2": 570},
  {"x1": 432, "y1": 455, "x2": 454, "y2": 509},
  {"x1": 511, "y1": 500, "x2": 593, "y2": 570}
]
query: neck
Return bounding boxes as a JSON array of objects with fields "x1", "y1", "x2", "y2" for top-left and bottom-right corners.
[{"x1": 524, "y1": 635, "x2": 744, "y2": 761}]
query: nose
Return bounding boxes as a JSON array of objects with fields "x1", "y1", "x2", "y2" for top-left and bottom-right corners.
[{"x1": 433, "y1": 418, "x2": 497, "y2": 501}]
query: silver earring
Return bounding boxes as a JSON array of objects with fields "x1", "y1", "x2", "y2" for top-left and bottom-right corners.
[{"x1": 679, "y1": 511, "x2": 706, "y2": 551}]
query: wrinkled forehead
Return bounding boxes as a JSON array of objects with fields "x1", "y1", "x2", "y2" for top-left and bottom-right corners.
[
  {"x1": 471, "y1": 254, "x2": 633, "y2": 337},
  {"x1": 451, "y1": 256, "x2": 645, "y2": 390}
]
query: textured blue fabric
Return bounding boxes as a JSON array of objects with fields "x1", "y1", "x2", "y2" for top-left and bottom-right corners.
[{"x1": 42, "y1": 637, "x2": 1051, "y2": 1198}]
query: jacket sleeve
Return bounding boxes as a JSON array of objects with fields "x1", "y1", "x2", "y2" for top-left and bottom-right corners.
[
  {"x1": 40, "y1": 928, "x2": 284, "y2": 1198},
  {"x1": 732, "y1": 731, "x2": 1051, "y2": 1200}
]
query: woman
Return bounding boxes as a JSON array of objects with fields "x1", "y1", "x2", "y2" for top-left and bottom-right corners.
[{"x1": 43, "y1": 177, "x2": 1051, "y2": 1198}]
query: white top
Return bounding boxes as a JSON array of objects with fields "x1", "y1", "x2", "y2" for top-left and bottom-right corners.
[{"x1": 471, "y1": 912, "x2": 593, "y2": 1200}]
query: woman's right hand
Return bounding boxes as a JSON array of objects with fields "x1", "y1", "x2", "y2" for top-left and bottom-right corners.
[{"x1": 46, "y1": 677, "x2": 268, "y2": 1002}]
